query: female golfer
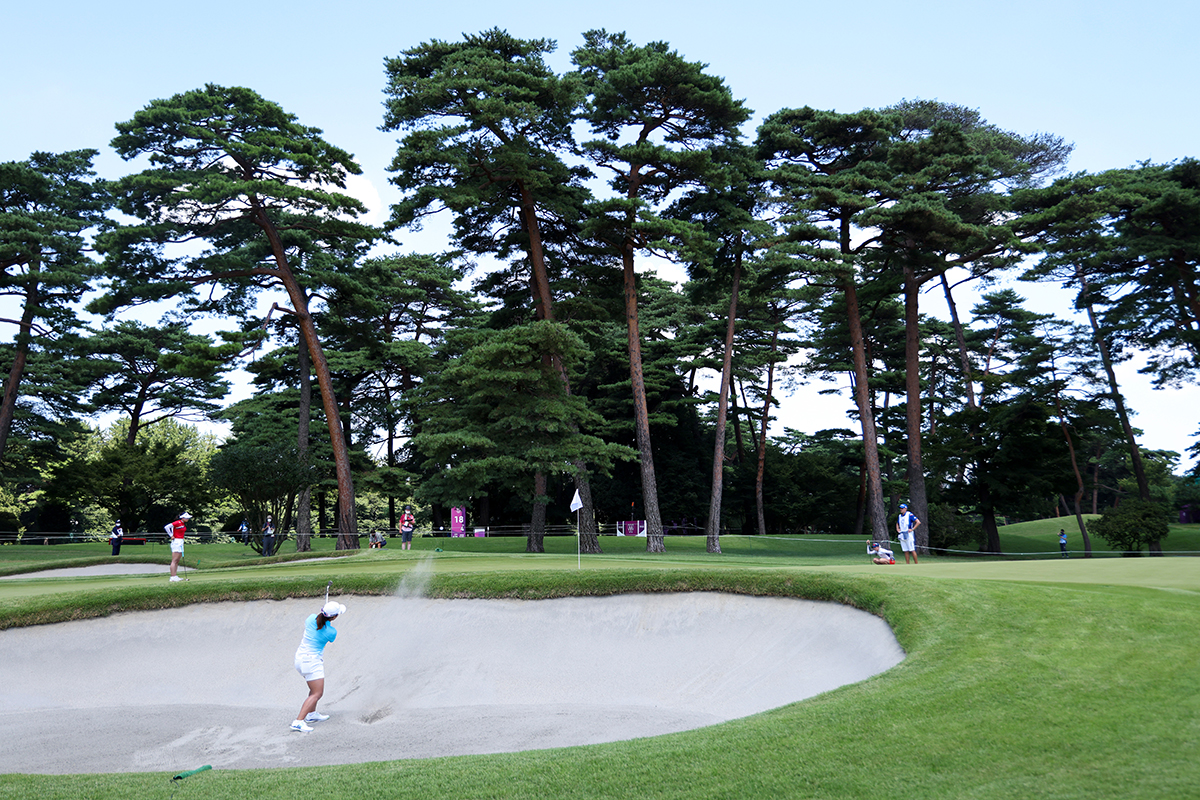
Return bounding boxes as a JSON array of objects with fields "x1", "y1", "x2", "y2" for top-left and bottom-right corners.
[{"x1": 291, "y1": 600, "x2": 345, "y2": 732}]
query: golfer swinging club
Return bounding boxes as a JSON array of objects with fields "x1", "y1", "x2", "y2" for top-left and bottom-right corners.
[
  {"x1": 291, "y1": 600, "x2": 346, "y2": 732},
  {"x1": 896, "y1": 503, "x2": 920, "y2": 564}
]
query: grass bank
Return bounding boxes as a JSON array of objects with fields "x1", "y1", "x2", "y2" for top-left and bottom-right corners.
[{"x1": 1, "y1": 538, "x2": 1197, "y2": 798}]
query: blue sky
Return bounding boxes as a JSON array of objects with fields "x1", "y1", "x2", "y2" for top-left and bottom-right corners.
[{"x1": 5, "y1": 0, "x2": 1199, "y2": 464}]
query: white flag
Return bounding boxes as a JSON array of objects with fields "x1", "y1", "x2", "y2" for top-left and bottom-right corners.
[{"x1": 570, "y1": 489, "x2": 583, "y2": 512}]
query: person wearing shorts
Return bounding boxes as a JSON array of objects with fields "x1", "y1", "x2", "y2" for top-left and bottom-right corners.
[
  {"x1": 896, "y1": 503, "x2": 920, "y2": 564},
  {"x1": 167, "y1": 512, "x2": 191, "y2": 582},
  {"x1": 400, "y1": 505, "x2": 416, "y2": 550},
  {"x1": 292, "y1": 601, "x2": 345, "y2": 732}
]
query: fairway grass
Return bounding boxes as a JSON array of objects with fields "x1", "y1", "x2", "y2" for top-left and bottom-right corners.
[{"x1": 0, "y1": 537, "x2": 1197, "y2": 799}]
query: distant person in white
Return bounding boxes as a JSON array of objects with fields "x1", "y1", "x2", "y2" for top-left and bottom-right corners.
[
  {"x1": 896, "y1": 503, "x2": 920, "y2": 564},
  {"x1": 291, "y1": 601, "x2": 345, "y2": 732}
]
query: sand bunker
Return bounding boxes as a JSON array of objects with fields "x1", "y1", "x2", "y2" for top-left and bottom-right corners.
[
  {"x1": 0, "y1": 592, "x2": 904, "y2": 774},
  {"x1": 0, "y1": 564, "x2": 168, "y2": 580}
]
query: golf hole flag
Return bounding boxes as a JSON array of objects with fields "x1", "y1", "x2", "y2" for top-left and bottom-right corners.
[{"x1": 570, "y1": 489, "x2": 583, "y2": 512}]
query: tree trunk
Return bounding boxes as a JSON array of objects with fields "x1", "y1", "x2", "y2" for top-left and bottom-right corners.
[
  {"x1": 1072, "y1": 492, "x2": 1092, "y2": 556},
  {"x1": 0, "y1": 344, "x2": 28, "y2": 462},
  {"x1": 979, "y1": 479, "x2": 1002, "y2": 554},
  {"x1": 941, "y1": 274, "x2": 977, "y2": 410},
  {"x1": 1084, "y1": 278, "x2": 1156, "y2": 554},
  {"x1": 1085, "y1": 299, "x2": 1151, "y2": 500},
  {"x1": 845, "y1": 278, "x2": 888, "y2": 543},
  {"x1": 0, "y1": 267, "x2": 38, "y2": 461},
  {"x1": 739, "y1": 380, "x2": 760, "y2": 456},
  {"x1": 1080, "y1": 278, "x2": 1159, "y2": 554},
  {"x1": 942, "y1": 274, "x2": 1002, "y2": 553},
  {"x1": 902, "y1": 263, "x2": 930, "y2": 552},
  {"x1": 853, "y1": 460, "x2": 867, "y2": 538},
  {"x1": 254, "y1": 204, "x2": 357, "y2": 548},
  {"x1": 295, "y1": 335, "x2": 314, "y2": 552},
  {"x1": 755, "y1": 320, "x2": 780, "y2": 538},
  {"x1": 386, "y1": 405, "x2": 397, "y2": 531},
  {"x1": 704, "y1": 255, "x2": 742, "y2": 554},
  {"x1": 516, "y1": 182, "x2": 601, "y2": 553},
  {"x1": 621, "y1": 244, "x2": 664, "y2": 552},
  {"x1": 526, "y1": 471, "x2": 547, "y2": 553},
  {"x1": 1051, "y1": 375, "x2": 1093, "y2": 557},
  {"x1": 573, "y1": 461, "x2": 602, "y2": 554},
  {"x1": 729, "y1": 392, "x2": 747, "y2": 463}
]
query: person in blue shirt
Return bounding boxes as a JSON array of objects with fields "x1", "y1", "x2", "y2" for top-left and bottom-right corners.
[
  {"x1": 291, "y1": 601, "x2": 345, "y2": 732},
  {"x1": 1059, "y1": 528, "x2": 1069, "y2": 558}
]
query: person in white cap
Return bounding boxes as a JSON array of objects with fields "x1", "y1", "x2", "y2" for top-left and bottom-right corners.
[
  {"x1": 896, "y1": 503, "x2": 920, "y2": 564},
  {"x1": 291, "y1": 600, "x2": 346, "y2": 732},
  {"x1": 166, "y1": 512, "x2": 192, "y2": 582}
]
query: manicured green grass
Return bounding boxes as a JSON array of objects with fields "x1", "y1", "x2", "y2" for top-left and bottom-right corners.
[
  {"x1": 998, "y1": 517, "x2": 1200, "y2": 557},
  {"x1": 1, "y1": 526, "x2": 1197, "y2": 799}
]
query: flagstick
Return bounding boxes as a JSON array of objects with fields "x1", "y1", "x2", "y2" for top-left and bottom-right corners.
[{"x1": 570, "y1": 487, "x2": 583, "y2": 570}]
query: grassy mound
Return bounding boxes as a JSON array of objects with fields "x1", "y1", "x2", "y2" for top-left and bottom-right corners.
[{"x1": 0, "y1": 527, "x2": 1196, "y2": 799}]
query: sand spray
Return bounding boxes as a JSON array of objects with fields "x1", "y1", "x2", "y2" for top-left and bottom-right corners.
[{"x1": 339, "y1": 556, "x2": 446, "y2": 723}]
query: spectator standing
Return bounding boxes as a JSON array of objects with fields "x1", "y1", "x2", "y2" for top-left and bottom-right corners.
[
  {"x1": 399, "y1": 505, "x2": 416, "y2": 551},
  {"x1": 167, "y1": 512, "x2": 191, "y2": 582},
  {"x1": 262, "y1": 515, "x2": 276, "y2": 557}
]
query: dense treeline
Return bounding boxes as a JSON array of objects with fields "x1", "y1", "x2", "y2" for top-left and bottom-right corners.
[{"x1": 1, "y1": 29, "x2": 1197, "y2": 556}]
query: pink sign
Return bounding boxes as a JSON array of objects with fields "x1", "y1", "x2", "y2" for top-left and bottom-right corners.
[{"x1": 450, "y1": 507, "x2": 465, "y2": 535}]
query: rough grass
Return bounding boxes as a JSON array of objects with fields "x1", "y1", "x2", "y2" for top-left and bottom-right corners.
[{"x1": 1, "y1": 526, "x2": 1197, "y2": 799}]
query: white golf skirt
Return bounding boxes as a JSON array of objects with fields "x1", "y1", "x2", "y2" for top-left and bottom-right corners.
[{"x1": 295, "y1": 653, "x2": 325, "y2": 681}]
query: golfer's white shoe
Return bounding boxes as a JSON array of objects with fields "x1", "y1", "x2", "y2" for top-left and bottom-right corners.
[
  {"x1": 169, "y1": 576, "x2": 182, "y2": 582},
  {"x1": 290, "y1": 720, "x2": 314, "y2": 732},
  {"x1": 305, "y1": 712, "x2": 330, "y2": 722}
]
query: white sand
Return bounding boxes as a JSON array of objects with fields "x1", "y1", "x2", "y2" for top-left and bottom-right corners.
[
  {"x1": 0, "y1": 564, "x2": 168, "y2": 580},
  {"x1": 0, "y1": 592, "x2": 904, "y2": 774}
]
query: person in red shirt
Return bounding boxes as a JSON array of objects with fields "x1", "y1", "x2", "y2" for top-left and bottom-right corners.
[
  {"x1": 167, "y1": 512, "x2": 192, "y2": 582},
  {"x1": 399, "y1": 506, "x2": 416, "y2": 551}
]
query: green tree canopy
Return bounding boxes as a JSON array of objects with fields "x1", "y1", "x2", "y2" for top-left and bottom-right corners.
[
  {"x1": 48, "y1": 419, "x2": 217, "y2": 533},
  {"x1": 97, "y1": 84, "x2": 378, "y2": 544},
  {"x1": 0, "y1": 149, "x2": 109, "y2": 460},
  {"x1": 1089, "y1": 498, "x2": 1170, "y2": 555}
]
